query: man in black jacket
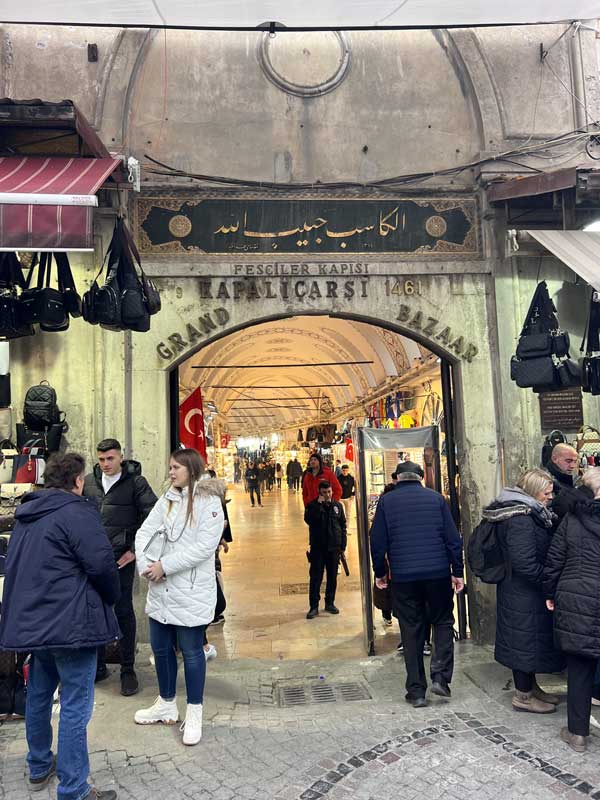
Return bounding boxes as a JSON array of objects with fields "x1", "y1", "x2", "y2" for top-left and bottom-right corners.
[
  {"x1": 547, "y1": 443, "x2": 580, "y2": 525},
  {"x1": 83, "y1": 438, "x2": 157, "y2": 696},
  {"x1": 338, "y1": 465, "x2": 356, "y2": 526},
  {"x1": 304, "y1": 481, "x2": 347, "y2": 619}
]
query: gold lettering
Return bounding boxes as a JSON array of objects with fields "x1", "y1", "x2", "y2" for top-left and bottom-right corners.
[{"x1": 379, "y1": 206, "x2": 399, "y2": 237}]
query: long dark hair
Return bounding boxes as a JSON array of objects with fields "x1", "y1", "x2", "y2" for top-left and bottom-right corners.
[{"x1": 171, "y1": 448, "x2": 205, "y2": 525}]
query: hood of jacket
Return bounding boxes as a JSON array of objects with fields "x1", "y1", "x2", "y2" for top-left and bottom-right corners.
[
  {"x1": 92, "y1": 459, "x2": 142, "y2": 483},
  {"x1": 547, "y1": 460, "x2": 575, "y2": 489},
  {"x1": 15, "y1": 489, "x2": 88, "y2": 524},
  {"x1": 575, "y1": 498, "x2": 600, "y2": 538},
  {"x1": 164, "y1": 477, "x2": 226, "y2": 504},
  {"x1": 483, "y1": 487, "x2": 554, "y2": 528}
]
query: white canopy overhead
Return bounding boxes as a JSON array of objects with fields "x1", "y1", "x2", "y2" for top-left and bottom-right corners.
[
  {"x1": 0, "y1": 1, "x2": 598, "y2": 29},
  {"x1": 527, "y1": 231, "x2": 600, "y2": 291}
]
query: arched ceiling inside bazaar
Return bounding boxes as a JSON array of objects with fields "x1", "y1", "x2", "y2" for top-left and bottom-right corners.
[{"x1": 179, "y1": 316, "x2": 432, "y2": 437}]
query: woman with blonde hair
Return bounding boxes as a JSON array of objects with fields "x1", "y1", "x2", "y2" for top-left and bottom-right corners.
[
  {"x1": 544, "y1": 466, "x2": 600, "y2": 753},
  {"x1": 483, "y1": 468, "x2": 564, "y2": 714},
  {"x1": 133, "y1": 448, "x2": 225, "y2": 746}
]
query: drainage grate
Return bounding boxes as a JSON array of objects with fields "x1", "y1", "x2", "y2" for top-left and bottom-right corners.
[{"x1": 278, "y1": 680, "x2": 371, "y2": 707}]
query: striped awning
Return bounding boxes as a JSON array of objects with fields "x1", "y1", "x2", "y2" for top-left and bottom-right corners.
[{"x1": 0, "y1": 156, "x2": 121, "y2": 251}]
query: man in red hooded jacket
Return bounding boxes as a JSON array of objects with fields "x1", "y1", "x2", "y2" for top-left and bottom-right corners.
[{"x1": 302, "y1": 453, "x2": 342, "y2": 506}]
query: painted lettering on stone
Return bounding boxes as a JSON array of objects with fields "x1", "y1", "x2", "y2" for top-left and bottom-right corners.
[
  {"x1": 396, "y1": 304, "x2": 478, "y2": 362},
  {"x1": 156, "y1": 307, "x2": 231, "y2": 361}
]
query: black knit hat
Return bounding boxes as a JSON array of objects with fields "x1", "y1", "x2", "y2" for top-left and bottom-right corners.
[{"x1": 396, "y1": 460, "x2": 424, "y2": 478}]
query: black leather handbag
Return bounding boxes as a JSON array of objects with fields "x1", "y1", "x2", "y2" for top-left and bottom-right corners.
[
  {"x1": 54, "y1": 253, "x2": 82, "y2": 318},
  {"x1": 511, "y1": 355, "x2": 556, "y2": 388},
  {"x1": 20, "y1": 254, "x2": 68, "y2": 331},
  {"x1": 0, "y1": 253, "x2": 34, "y2": 341},
  {"x1": 580, "y1": 292, "x2": 600, "y2": 395}
]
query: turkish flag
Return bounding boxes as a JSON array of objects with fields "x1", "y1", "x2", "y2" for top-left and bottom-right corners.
[
  {"x1": 179, "y1": 387, "x2": 207, "y2": 460},
  {"x1": 345, "y1": 438, "x2": 354, "y2": 462}
]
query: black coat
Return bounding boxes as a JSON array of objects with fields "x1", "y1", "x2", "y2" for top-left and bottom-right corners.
[
  {"x1": 547, "y1": 461, "x2": 578, "y2": 527},
  {"x1": 0, "y1": 490, "x2": 120, "y2": 651},
  {"x1": 492, "y1": 504, "x2": 564, "y2": 674},
  {"x1": 83, "y1": 460, "x2": 157, "y2": 558},
  {"x1": 304, "y1": 499, "x2": 347, "y2": 553},
  {"x1": 543, "y1": 499, "x2": 600, "y2": 658},
  {"x1": 245, "y1": 467, "x2": 259, "y2": 487}
]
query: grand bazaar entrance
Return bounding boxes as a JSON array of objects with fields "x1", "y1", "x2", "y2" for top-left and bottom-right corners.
[{"x1": 168, "y1": 314, "x2": 465, "y2": 660}]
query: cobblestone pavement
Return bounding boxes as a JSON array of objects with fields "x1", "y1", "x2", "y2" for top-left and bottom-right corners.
[{"x1": 3, "y1": 642, "x2": 600, "y2": 799}]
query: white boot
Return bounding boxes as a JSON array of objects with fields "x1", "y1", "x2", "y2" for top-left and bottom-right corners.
[
  {"x1": 181, "y1": 703, "x2": 203, "y2": 745},
  {"x1": 134, "y1": 696, "x2": 179, "y2": 725}
]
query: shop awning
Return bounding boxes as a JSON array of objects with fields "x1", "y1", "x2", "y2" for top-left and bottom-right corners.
[
  {"x1": 0, "y1": 1, "x2": 598, "y2": 28},
  {"x1": 0, "y1": 156, "x2": 122, "y2": 251},
  {"x1": 526, "y1": 230, "x2": 600, "y2": 292}
]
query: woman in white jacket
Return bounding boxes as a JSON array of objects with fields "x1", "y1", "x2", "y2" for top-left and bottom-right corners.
[{"x1": 134, "y1": 448, "x2": 225, "y2": 745}]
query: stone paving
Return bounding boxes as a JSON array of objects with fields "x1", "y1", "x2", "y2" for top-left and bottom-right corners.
[{"x1": 3, "y1": 642, "x2": 600, "y2": 799}]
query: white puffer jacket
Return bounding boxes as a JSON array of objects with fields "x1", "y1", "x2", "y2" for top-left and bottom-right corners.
[{"x1": 136, "y1": 477, "x2": 225, "y2": 627}]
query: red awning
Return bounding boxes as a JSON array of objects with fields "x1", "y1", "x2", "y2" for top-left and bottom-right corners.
[{"x1": 0, "y1": 156, "x2": 122, "y2": 251}]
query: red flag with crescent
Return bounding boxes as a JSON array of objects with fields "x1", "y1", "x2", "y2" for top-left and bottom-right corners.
[{"x1": 179, "y1": 387, "x2": 207, "y2": 460}]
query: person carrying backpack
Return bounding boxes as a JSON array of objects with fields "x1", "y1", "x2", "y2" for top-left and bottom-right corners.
[{"x1": 482, "y1": 468, "x2": 565, "y2": 714}]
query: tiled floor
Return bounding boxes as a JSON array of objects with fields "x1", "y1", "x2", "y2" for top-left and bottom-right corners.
[{"x1": 208, "y1": 483, "x2": 401, "y2": 661}]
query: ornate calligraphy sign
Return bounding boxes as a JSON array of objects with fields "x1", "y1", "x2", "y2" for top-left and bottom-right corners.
[{"x1": 136, "y1": 196, "x2": 479, "y2": 256}]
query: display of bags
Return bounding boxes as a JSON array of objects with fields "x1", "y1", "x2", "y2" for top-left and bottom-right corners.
[
  {"x1": 19, "y1": 254, "x2": 68, "y2": 331},
  {"x1": 16, "y1": 423, "x2": 63, "y2": 454},
  {"x1": 13, "y1": 455, "x2": 45, "y2": 485},
  {"x1": 580, "y1": 291, "x2": 600, "y2": 395},
  {"x1": 0, "y1": 253, "x2": 35, "y2": 341},
  {"x1": 511, "y1": 281, "x2": 579, "y2": 393},
  {"x1": 0, "y1": 483, "x2": 33, "y2": 507}
]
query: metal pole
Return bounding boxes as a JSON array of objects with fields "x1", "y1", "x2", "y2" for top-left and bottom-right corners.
[
  {"x1": 353, "y1": 426, "x2": 375, "y2": 656},
  {"x1": 440, "y1": 360, "x2": 468, "y2": 640},
  {"x1": 169, "y1": 366, "x2": 180, "y2": 452}
]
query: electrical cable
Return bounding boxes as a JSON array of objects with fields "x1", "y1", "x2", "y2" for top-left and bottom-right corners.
[{"x1": 142, "y1": 122, "x2": 600, "y2": 192}]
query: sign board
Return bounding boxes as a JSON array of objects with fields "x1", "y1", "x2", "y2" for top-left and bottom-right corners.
[
  {"x1": 539, "y1": 388, "x2": 584, "y2": 432},
  {"x1": 137, "y1": 196, "x2": 478, "y2": 256}
]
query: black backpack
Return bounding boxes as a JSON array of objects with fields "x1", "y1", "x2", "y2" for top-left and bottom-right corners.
[
  {"x1": 23, "y1": 381, "x2": 61, "y2": 431},
  {"x1": 466, "y1": 519, "x2": 507, "y2": 584}
]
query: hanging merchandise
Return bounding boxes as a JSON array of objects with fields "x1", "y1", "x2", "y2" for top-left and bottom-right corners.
[
  {"x1": 0, "y1": 253, "x2": 34, "y2": 341},
  {"x1": 297, "y1": 428, "x2": 304, "y2": 442},
  {"x1": 510, "y1": 281, "x2": 580, "y2": 393},
  {"x1": 575, "y1": 425, "x2": 600, "y2": 457},
  {"x1": 19, "y1": 253, "x2": 81, "y2": 332},
  {"x1": 580, "y1": 291, "x2": 600, "y2": 395},
  {"x1": 82, "y1": 218, "x2": 160, "y2": 333}
]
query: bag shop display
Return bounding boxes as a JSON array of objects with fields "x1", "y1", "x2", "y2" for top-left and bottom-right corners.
[
  {"x1": 510, "y1": 281, "x2": 580, "y2": 393},
  {"x1": 19, "y1": 253, "x2": 68, "y2": 332},
  {"x1": 82, "y1": 218, "x2": 159, "y2": 332},
  {"x1": 12, "y1": 455, "x2": 45, "y2": 485},
  {"x1": 580, "y1": 291, "x2": 600, "y2": 396},
  {"x1": 0, "y1": 253, "x2": 34, "y2": 341},
  {"x1": 16, "y1": 423, "x2": 63, "y2": 455},
  {"x1": 23, "y1": 381, "x2": 62, "y2": 431}
]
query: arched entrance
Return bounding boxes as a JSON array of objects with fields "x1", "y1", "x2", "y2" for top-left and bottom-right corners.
[{"x1": 166, "y1": 312, "x2": 463, "y2": 660}]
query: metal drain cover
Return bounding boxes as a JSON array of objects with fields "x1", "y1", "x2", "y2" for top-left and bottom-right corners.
[{"x1": 278, "y1": 680, "x2": 371, "y2": 707}]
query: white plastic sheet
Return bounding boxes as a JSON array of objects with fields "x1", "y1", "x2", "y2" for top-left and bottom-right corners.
[
  {"x1": 526, "y1": 231, "x2": 600, "y2": 291},
  {"x1": 0, "y1": 1, "x2": 599, "y2": 28}
]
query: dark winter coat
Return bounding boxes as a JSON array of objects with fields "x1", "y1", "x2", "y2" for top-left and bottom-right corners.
[
  {"x1": 543, "y1": 499, "x2": 600, "y2": 658},
  {"x1": 486, "y1": 502, "x2": 564, "y2": 674},
  {"x1": 551, "y1": 481, "x2": 593, "y2": 523},
  {"x1": 289, "y1": 460, "x2": 303, "y2": 478},
  {"x1": 245, "y1": 466, "x2": 259, "y2": 487},
  {"x1": 370, "y1": 478, "x2": 463, "y2": 582},
  {"x1": 338, "y1": 473, "x2": 356, "y2": 500},
  {"x1": 83, "y1": 460, "x2": 157, "y2": 558},
  {"x1": 304, "y1": 499, "x2": 347, "y2": 553},
  {"x1": 547, "y1": 461, "x2": 578, "y2": 527},
  {"x1": 0, "y1": 490, "x2": 120, "y2": 651}
]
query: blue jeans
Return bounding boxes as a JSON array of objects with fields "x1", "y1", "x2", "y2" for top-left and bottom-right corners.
[
  {"x1": 149, "y1": 618, "x2": 207, "y2": 704},
  {"x1": 26, "y1": 647, "x2": 97, "y2": 800}
]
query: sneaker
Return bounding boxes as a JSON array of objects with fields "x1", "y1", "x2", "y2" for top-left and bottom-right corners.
[
  {"x1": 324, "y1": 604, "x2": 340, "y2": 614},
  {"x1": 134, "y1": 696, "x2": 179, "y2": 725},
  {"x1": 204, "y1": 644, "x2": 217, "y2": 661},
  {"x1": 95, "y1": 664, "x2": 109, "y2": 683},
  {"x1": 383, "y1": 616, "x2": 393, "y2": 627},
  {"x1": 85, "y1": 789, "x2": 118, "y2": 800},
  {"x1": 592, "y1": 697, "x2": 600, "y2": 707},
  {"x1": 211, "y1": 614, "x2": 226, "y2": 626},
  {"x1": 306, "y1": 607, "x2": 319, "y2": 619},
  {"x1": 423, "y1": 642, "x2": 432, "y2": 656},
  {"x1": 29, "y1": 756, "x2": 56, "y2": 791},
  {"x1": 120, "y1": 671, "x2": 139, "y2": 697},
  {"x1": 180, "y1": 703, "x2": 203, "y2": 746},
  {"x1": 396, "y1": 643, "x2": 404, "y2": 654}
]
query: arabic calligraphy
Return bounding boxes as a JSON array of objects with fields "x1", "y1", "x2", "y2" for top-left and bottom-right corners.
[{"x1": 138, "y1": 198, "x2": 478, "y2": 255}]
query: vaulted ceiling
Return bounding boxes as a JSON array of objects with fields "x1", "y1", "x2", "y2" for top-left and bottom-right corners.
[{"x1": 179, "y1": 316, "x2": 431, "y2": 435}]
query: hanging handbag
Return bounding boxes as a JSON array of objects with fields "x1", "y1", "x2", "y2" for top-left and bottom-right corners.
[
  {"x1": 0, "y1": 254, "x2": 34, "y2": 341},
  {"x1": 20, "y1": 254, "x2": 68, "y2": 331},
  {"x1": 120, "y1": 220, "x2": 161, "y2": 316},
  {"x1": 580, "y1": 291, "x2": 600, "y2": 395},
  {"x1": 54, "y1": 253, "x2": 82, "y2": 318}
]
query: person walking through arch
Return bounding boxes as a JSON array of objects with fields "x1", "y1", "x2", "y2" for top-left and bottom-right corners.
[{"x1": 245, "y1": 461, "x2": 262, "y2": 507}]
